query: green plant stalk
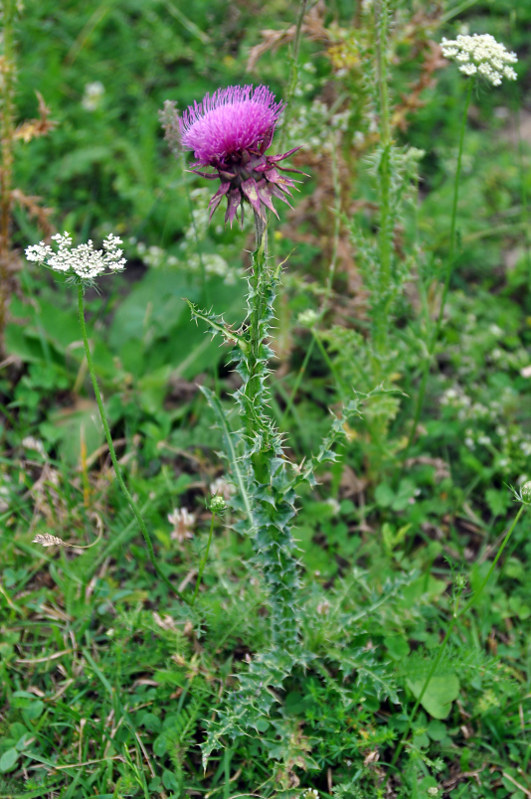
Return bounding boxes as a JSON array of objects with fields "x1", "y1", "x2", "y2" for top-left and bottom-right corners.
[
  {"x1": 391, "y1": 503, "x2": 526, "y2": 766},
  {"x1": 76, "y1": 283, "x2": 188, "y2": 604},
  {"x1": 192, "y1": 511, "x2": 216, "y2": 605},
  {"x1": 277, "y1": 0, "x2": 309, "y2": 155},
  {"x1": 236, "y1": 214, "x2": 300, "y2": 649},
  {"x1": 373, "y1": 0, "x2": 393, "y2": 361},
  {"x1": 406, "y1": 80, "x2": 472, "y2": 451},
  {"x1": 0, "y1": 0, "x2": 17, "y2": 355},
  {"x1": 279, "y1": 135, "x2": 342, "y2": 428},
  {"x1": 272, "y1": 0, "x2": 309, "y2": 353}
]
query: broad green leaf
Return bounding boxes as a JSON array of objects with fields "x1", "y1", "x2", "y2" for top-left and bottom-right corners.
[
  {"x1": 0, "y1": 748, "x2": 19, "y2": 773},
  {"x1": 406, "y1": 673, "x2": 460, "y2": 719}
]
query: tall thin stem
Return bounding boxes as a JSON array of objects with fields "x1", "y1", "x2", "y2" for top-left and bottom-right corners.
[
  {"x1": 373, "y1": 0, "x2": 393, "y2": 361},
  {"x1": 192, "y1": 511, "x2": 216, "y2": 605},
  {"x1": 0, "y1": 0, "x2": 17, "y2": 354},
  {"x1": 76, "y1": 283, "x2": 188, "y2": 604},
  {"x1": 277, "y1": 0, "x2": 309, "y2": 155},
  {"x1": 405, "y1": 79, "x2": 472, "y2": 451},
  {"x1": 436, "y1": 79, "x2": 472, "y2": 332}
]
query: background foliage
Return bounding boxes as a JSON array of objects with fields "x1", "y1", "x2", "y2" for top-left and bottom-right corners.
[{"x1": 1, "y1": 1, "x2": 530, "y2": 797}]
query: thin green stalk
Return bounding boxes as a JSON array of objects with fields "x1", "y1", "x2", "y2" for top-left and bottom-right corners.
[
  {"x1": 405, "y1": 79, "x2": 472, "y2": 451},
  {"x1": 76, "y1": 283, "x2": 188, "y2": 604},
  {"x1": 373, "y1": 0, "x2": 393, "y2": 360},
  {"x1": 0, "y1": 0, "x2": 17, "y2": 354},
  {"x1": 516, "y1": 106, "x2": 530, "y2": 272},
  {"x1": 312, "y1": 327, "x2": 346, "y2": 401},
  {"x1": 277, "y1": 0, "x2": 310, "y2": 155},
  {"x1": 279, "y1": 336, "x2": 315, "y2": 429},
  {"x1": 191, "y1": 511, "x2": 216, "y2": 605},
  {"x1": 436, "y1": 79, "x2": 472, "y2": 332},
  {"x1": 271, "y1": 0, "x2": 309, "y2": 353},
  {"x1": 391, "y1": 503, "x2": 526, "y2": 766},
  {"x1": 279, "y1": 135, "x2": 341, "y2": 428}
]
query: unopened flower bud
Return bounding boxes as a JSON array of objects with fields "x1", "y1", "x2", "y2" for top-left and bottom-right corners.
[
  {"x1": 210, "y1": 495, "x2": 227, "y2": 513},
  {"x1": 521, "y1": 481, "x2": 531, "y2": 504}
]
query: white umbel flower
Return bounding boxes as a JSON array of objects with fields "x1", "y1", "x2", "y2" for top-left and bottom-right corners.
[
  {"x1": 441, "y1": 34, "x2": 518, "y2": 86},
  {"x1": 26, "y1": 232, "x2": 126, "y2": 280}
]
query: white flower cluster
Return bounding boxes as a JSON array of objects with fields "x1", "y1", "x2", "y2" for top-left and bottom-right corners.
[
  {"x1": 82, "y1": 81, "x2": 105, "y2": 112},
  {"x1": 26, "y1": 232, "x2": 126, "y2": 280},
  {"x1": 441, "y1": 34, "x2": 517, "y2": 86},
  {"x1": 129, "y1": 239, "x2": 179, "y2": 269},
  {"x1": 168, "y1": 507, "x2": 195, "y2": 543}
]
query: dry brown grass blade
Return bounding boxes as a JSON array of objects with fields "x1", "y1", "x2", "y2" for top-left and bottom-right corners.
[
  {"x1": 246, "y1": 1, "x2": 328, "y2": 72},
  {"x1": 14, "y1": 91, "x2": 57, "y2": 142},
  {"x1": 11, "y1": 187, "x2": 55, "y2": 237}
]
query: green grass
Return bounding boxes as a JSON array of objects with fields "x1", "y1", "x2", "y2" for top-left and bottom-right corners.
[{"x1": 1, "y1": 1, "x2": 530, "y2": 797}]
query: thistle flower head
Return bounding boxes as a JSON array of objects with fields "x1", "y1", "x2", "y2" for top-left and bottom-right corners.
[
  {"x1": 441, "y1": 34, "x2": 518, "y2": 86},
  {"x1": 165, "y1": 84, "x2": 304, "y2": 227},
  {"x1": 25, "y1": 232, "x2": 126, "y2": 281}
]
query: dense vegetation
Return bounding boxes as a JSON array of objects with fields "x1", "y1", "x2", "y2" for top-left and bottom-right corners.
[{"x1": 0, "y1": 1, "x2": 530, "y2": 798}]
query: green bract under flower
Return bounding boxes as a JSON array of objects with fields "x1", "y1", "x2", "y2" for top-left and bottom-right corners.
[{"x1": 25, "y1": 232, "x2": 126, "y2": 280}]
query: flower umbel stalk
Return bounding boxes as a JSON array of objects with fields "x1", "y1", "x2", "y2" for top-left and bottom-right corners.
[
  {"x1": 192, "y1": 510, "x2": 216, "y2": 606},
  {"x1": 76, "y1": 283, "x2": 188, "y2": 604},
  {"x1": 406, "y1": 78, "x2": 472, "y2": 452}
]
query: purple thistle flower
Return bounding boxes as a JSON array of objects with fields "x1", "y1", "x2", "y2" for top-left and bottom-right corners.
[{"x1": 177, "y1": 84, "x2": 304, "y2": 227}]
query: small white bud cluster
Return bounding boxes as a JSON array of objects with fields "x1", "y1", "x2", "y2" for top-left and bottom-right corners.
[
  {"x1": 26, "y1": 232, "x2": 126, "y2": 280},
  {"x1": 520, "y1": 481, "x2": 531, "y2": 505},
  {"x1": 441, "y1": 34, "x2": 517, "y2": 86},
  {"x1": 82, "y1": 81, "x2": 105, "y2": 111},
  {"x1": 297, "y1": 309, "x2": 320, "y2": 328}
]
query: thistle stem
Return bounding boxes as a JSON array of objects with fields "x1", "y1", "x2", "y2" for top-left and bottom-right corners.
[
  {"x1": 245, "y1": 214, "x2": 269, "y2": 483},
  {"x1": 76, "y1": 283, "x2": 188, "y2": 604},
  {"x1": 240, "y1": 212, "x2": 300, "y2": 650}
]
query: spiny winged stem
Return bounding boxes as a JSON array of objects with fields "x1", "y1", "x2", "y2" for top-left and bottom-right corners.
[
  {"x1": 235, "y1": 213, "x2": 300, "y2": 649},
  {"x1": 0, "y1": 0, "x2": 17, "y2": 354},
  {"x1": 245, "y1": 214, "x2": 270, "y2": 482},
  {"x1": 76, "y1": 284, "x2": 188, "y2": 604}
]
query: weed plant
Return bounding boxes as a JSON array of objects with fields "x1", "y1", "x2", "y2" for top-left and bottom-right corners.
[{"x1": 1, "y1": 1, "x2": 530, "y2": 798}]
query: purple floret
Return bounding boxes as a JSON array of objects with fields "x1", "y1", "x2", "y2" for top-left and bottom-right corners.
[{"x1": 179, "y1": 85, "x2": 284, "y2": 165}]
